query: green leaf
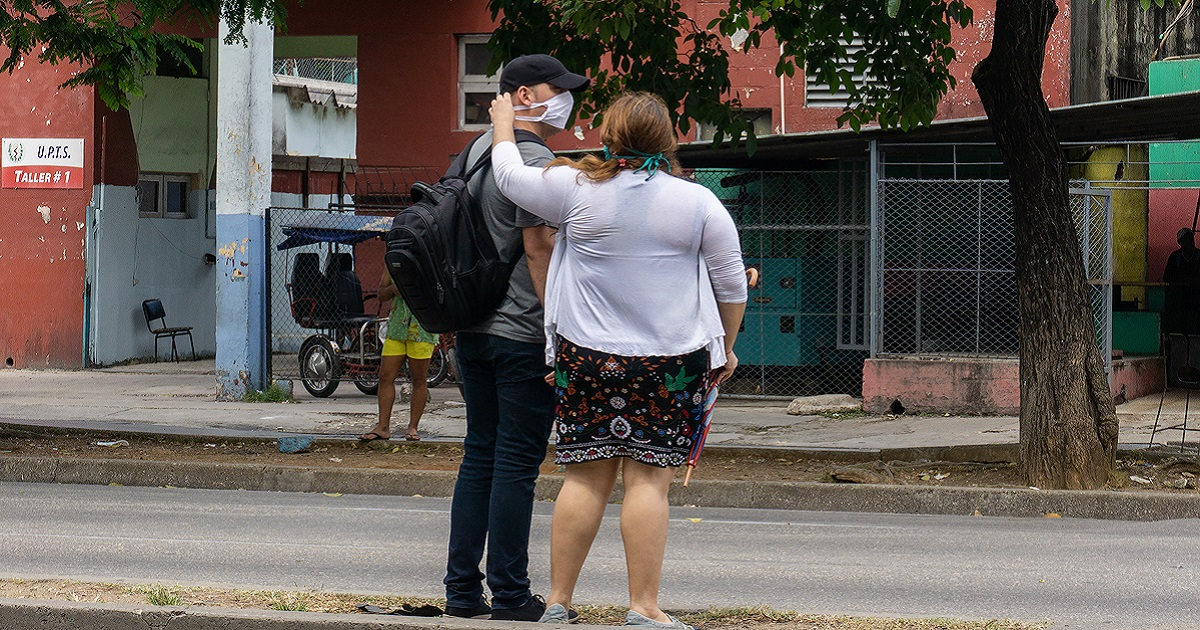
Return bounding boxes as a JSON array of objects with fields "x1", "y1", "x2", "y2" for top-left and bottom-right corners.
[
  {"x1": 555, "y1": 368, "x2": 569, "y2": 389},
  {"x1": 665, "y1": 367, "x2": 699, "y2": 392},
  {"x1": 887, "y1": 0, "x2": 901, "y2": 18}
]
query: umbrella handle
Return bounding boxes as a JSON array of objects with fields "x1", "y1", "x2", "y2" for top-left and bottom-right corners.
[
  {"x1": 746, "y1": 267, "x2": 760, "y2": 289},
  {"x1": 683, "y1": 465, "x2": 695, "y2": 487}
]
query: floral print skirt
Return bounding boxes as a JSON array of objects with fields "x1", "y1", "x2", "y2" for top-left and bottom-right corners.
[{"x1": 553, "y1": 336, "x2": 710, "y2": 468}]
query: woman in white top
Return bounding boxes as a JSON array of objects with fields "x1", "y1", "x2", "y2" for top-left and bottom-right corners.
[{"x1": 489, "y1": 91, "x2": 747, "y2": 629}]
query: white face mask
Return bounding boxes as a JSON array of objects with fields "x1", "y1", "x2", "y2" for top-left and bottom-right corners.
[{"x1": 513, "y1": 91, "x2": 574, "y2": 129}]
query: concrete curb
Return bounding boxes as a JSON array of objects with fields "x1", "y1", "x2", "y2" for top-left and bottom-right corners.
[
  {"x1": 0, "y1": 599, "x2": 621, "y2": 629},
  {"x1": 673, "y1": 478, "x2": 1200, "y2": 520},
  {"x1": 4, "y1": 454, "x2": 1199, "y2": 521}
]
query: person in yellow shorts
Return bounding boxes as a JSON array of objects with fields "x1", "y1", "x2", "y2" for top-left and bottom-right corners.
[{"x1": 360, "y1": 270, "x2": 437, "y2": 442}]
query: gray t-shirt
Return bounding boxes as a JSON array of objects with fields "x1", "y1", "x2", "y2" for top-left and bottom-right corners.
[{"x1": 460, "y1": 129, "x2": 556, "y2": 344}]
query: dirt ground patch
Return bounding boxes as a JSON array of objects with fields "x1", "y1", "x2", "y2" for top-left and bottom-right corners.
[
  {"x1": 0, "y1": 579, "x2": 1045, "y2": 629},
  {"x1": 1, "y1": 424, "x2": 1198, "y2": 494}
]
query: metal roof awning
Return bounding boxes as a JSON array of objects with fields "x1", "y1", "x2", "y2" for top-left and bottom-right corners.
[
  {"x1": 672, "y1": 90, "x2": 1200, "y2": 169},
  {"x1": 273, "y1": 74, "x2": 358, "y2": 109},
  {"x1": 276, "y1": 213, "x2": 390, "y2": 250}
]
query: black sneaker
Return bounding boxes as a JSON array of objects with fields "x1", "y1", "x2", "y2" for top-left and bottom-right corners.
[
  {"x1": 491, "y1": 594, "x2": 546, "y2": 621},
  {"x1": 444, "y1": 598, "x2": 491, "y2": 619}
]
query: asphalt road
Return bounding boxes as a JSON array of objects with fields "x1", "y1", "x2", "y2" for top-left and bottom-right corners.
[{"x1": 2, "y1": 482, "x2": 1199, "y2": 628}]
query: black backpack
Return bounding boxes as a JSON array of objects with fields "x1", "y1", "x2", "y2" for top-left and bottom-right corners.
[{"x1": 384, "y1": 130, "x2": 547, "y2": 334}]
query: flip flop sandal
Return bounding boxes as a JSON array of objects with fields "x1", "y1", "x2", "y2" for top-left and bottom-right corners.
[{"x1": 358, "y1": 432, "x2": 388, "y2": 442}]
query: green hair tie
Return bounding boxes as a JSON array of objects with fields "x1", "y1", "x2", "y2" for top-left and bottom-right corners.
[{"x1": 603, "y1": 145, "x2": 672, "y2": 181}]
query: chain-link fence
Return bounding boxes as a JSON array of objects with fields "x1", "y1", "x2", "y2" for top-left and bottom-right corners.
[
  {"x1": 875, "y1": 179, "x2": 1113, "y2": 376},
  {"x1": 274, "y1": 57, "x2": 358, "y2": 84},
  {"x1": 875, "y1": 179, "x2": 1018, "y2": 356},
  {"x1": 695, "y1": 166, "x2": 871, "y2": 398}
]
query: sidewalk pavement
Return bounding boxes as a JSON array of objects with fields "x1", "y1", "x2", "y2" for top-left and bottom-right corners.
[
  {"x1": 0, "y1": 358, "x2": 1184, "y2": 451},
  {"x1": 3, "y1": 359, "x2": 1199, "y2": 521}
]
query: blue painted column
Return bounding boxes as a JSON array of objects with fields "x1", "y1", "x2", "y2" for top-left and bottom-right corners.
[{"x1": 215, "y1": 19, "x2": 273, "y2": 399}]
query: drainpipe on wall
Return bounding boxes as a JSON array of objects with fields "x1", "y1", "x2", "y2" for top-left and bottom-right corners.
[
  {"x1": 83, "y1": 116, "x2": 108, "y2": 367},
  {"x1": 779, "y1": 44, "x2": 786, "y2": 134},
  {"x1": 868, "y1": 139, "x2": 880, "y2": 357}
]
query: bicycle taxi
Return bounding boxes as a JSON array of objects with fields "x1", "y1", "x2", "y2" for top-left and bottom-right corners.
[{"x1": 277, "y1": 214, "x2": 452, "y2": 397}]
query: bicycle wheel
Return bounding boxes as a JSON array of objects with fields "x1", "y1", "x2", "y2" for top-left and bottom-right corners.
[
  {"x1": 354, "y1": 321, "x2": 383, "y2": 396},
  {"x1": 426, "y1": 345, "x2": 449, "y2": 388},
  {"x1": 354, "y1": 373, "x2": 379, "y2": 396},
  {"x1": 446, "y1": 347, "x2": 464, "y2": 396},
  {"x1": 299, "y1": 336, "x2": 341, "y2": 398}
]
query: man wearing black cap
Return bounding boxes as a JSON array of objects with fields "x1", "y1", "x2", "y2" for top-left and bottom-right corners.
[
  {"x1": 1164, "y1": 227, "x2": 1200, "y2": 335},
  {"x1": 443, "y1": 53, "x2": 589, "y2": 622}
]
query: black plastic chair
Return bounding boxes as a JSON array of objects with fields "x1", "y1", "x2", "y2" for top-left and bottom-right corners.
[
  {"x1": 325, "y1": 252, "x2": 375, "y2": 323},
  {"x1": 142, "y1": 299, "x2": 195, "y2": 362},
  {"x1": 1151, "y1": 333, "x2": 1200, "y2": 448},
  {"x1": 289, "y1": 253, "x2": 333, "y2": 328}
]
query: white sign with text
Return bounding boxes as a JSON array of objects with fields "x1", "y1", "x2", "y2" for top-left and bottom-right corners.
[{"x1": 2, "y1": 138, "x2": 85, "y2": 189}]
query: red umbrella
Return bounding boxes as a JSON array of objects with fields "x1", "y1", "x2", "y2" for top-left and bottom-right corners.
[
  {"x1": 684, "y1": 267, "x2": 756, "y2": 486},
  {"x1": 683, "y1": 368, "x2": 722, "y2": 487}
]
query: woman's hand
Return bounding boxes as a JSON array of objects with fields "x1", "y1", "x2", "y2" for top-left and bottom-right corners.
[
  {"x1": 489, "y1": 93, "x2": 516, "y2": 133},
  {"x1": 714, "y1": 350, "x2": 738, "y2": 385}
]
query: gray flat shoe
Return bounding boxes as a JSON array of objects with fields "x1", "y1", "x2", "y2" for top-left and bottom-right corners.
[
  {"x1": 539, "y1": 603, "x2": 570, "y2": 623},
  {"x1": 624, "y1": 610, "x2": 694, "y2": 629}
]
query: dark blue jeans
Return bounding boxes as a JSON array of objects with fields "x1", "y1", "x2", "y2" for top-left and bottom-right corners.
[{"x1": 444, "y1": 331, "x2": 554, "y2": 611}]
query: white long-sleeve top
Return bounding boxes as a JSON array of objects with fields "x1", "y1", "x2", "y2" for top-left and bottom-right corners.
[{"x1": 491, "y1": 140, "x2": 748, "y2": 369}]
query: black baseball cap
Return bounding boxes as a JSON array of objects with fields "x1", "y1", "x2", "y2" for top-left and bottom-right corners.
[{"x1": 499, "y1": 54, "x2": 590, "y2": 94}]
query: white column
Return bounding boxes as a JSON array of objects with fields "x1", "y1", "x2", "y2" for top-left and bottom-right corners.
[{"x1": 214, "y1": 18, "x2": 273, "y2": 399}]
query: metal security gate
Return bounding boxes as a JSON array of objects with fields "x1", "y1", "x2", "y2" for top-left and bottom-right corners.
[
  {"x1": 695, "y1": 165, "x2": 871, "y2": 397},
  {"x1": 873, "y1": 178, "x2": 1114, "y2": 379},
  {"x1": 1074, "y1": 187, "x2": 1115, "y2": 376}
]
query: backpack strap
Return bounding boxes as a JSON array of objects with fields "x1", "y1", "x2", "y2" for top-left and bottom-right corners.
[
  {"x1": 452, "y1": 129, "x2": 550, "y2": 183},
  {"x1": 452, "y1": 129, "x2": 552, "y2": 267}
]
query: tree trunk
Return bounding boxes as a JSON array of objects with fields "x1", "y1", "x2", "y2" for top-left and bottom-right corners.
[{"x1": 971, "y1": 0, "x2": 1118, "y2": 489}]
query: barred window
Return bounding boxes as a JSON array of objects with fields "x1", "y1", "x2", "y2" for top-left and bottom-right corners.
[
  {"x1": 459, "y1": 35, "x2": 502, "y2": 129},
  {"x1": 805, "y1": 38, "x2": 876, "y2": 109}
]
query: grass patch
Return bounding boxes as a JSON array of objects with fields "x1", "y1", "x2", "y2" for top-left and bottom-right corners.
[
  {"x1": 268, "y1": 591, "x2": 308, "y2": 611},
  {"x1": 243, "y1": 382, "x2": 293, "y2": 403},
  {"x1": 137, "y1": 585, "x2": 183, "y2": 607},
  {"x1": 676, "y1": 607, "x2": 1047, "y2": 629}
]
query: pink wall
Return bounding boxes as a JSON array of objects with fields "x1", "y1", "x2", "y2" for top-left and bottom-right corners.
[
  {"x1": 0, "y1": 55, "x2": 92, "y2": 368},
  {"x1": 862, "y1": 357, "x2": 1021, "y2": 415},
  {"x1": 864, "y1": 355, "x2": 1162, "y2": 414},
  {"x1": 1149, "y1": 189, "x2": 1200, "y2": 281}
]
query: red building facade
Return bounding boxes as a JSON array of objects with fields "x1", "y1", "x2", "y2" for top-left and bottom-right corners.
[{"x1": 0, "y1": 0, "x2": 1072, "y2": 369}]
